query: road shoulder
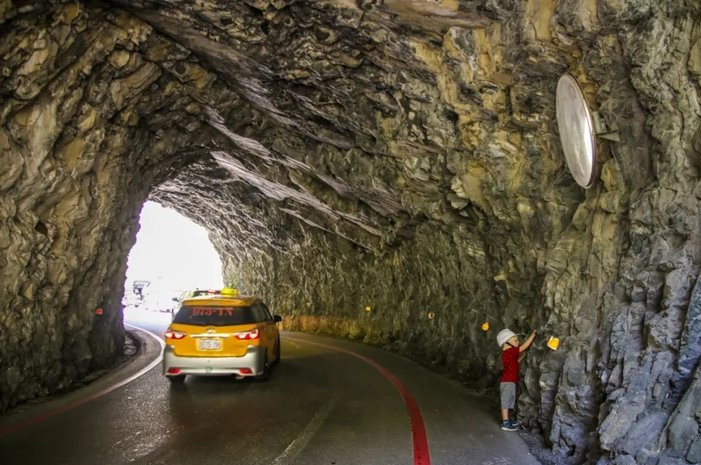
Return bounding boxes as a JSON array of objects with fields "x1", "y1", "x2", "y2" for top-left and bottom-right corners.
[{"x1": 0, "y1": 326, "x2": 163, "y2": 436}]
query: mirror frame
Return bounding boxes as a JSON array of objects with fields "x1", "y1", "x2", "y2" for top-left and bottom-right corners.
[{"x1": 556, "y1": 73, "x2": 597, "y2": 188}]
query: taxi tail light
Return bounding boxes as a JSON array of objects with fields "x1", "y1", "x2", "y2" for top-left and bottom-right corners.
[
  {"x1": 235, "y1": 329, "x2": 259, "y2": 340},
  {"x1": 167, "y1": 368, "x2": 181, "y2": 374},
  {"x1": 165, "y1": 330, "x2": 186, "y2": 340}
]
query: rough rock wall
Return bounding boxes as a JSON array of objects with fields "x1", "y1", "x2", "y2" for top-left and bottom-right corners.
[
  {"x1": 1, "y1": 1, "x2": 700, "y2": 464},
  {"x1": 0, "y1": 2, "x2": 214, "y2": 408}
]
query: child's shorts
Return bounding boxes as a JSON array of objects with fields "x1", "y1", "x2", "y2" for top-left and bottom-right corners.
[{"x1": 500, "y1": 382, "x2": 516, "y2": 409}]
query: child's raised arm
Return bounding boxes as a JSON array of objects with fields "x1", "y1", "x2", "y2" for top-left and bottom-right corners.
[{"x1": 519, "y1": 330, "x2": 537, "y2": 352}]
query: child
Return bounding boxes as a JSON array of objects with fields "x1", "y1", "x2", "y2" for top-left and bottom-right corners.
[{"x1": 496, "y1": 328, "x2": 536, "y2": 431}]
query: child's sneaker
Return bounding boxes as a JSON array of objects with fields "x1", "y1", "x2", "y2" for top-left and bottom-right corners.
[
  {"x1": 500, "y1": 420, "x2": 518, "y2": 431},
  {"x1": 509, "y1": 419, "x2": 521, "y2": 428}
]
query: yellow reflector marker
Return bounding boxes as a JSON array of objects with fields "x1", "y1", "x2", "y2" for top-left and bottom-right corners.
[
  {"x1": 547, "y1": 336, "x2": 560, "y2": 351},
  {"x1": 427, "y1": 311, "x2": 435, "y2": 320},
  {"x1": 481, "y1": 322, "x2": 490, "y2": 331},
  {"x1": 365, "y1": 305, "x2": 372, "y2": 312}
]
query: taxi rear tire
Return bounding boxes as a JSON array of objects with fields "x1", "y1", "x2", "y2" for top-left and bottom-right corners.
[
  {"x1": 255, "y1": 355, "x2": 270, "y2": 381},
  {"x1": 273, "y1": 337, "x2": 281, "y2": 364},
  {"x1": 167, "y1": 375, "x2": 186, "y2": 383}
]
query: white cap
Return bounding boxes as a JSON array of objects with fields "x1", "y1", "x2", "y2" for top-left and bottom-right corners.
[{"x1": 497, "y1": 329, "x2": 517, "y2": 347}]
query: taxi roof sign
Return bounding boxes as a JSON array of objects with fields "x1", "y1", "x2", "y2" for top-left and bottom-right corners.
[{"x1": 220, "y1": 287, "x2": 239, "y2": 296}]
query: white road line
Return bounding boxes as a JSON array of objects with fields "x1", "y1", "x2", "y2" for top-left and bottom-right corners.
[
  {"x1": 269, "y1": 397, "x2": 337, "y2": 465},
  {"x1": 125, "y1": 323, "x2": 166, "y2": 353},
  {"x1": 89, "y1": 324, "x2": 165, "y2": 395},
  {"x1": 0, "y1": 324, "x2": 165, "y2": 437}
]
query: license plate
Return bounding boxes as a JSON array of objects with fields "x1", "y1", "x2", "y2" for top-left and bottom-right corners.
[{"x1": 197, "y1": 338, "x2": 222, "y2": 351}]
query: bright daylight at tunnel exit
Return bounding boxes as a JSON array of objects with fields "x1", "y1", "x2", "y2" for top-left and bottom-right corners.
[
  {"x1": 0, "y1": 1, "x2": 700, "y2": 465},
  {"x1": 122, "y1": 201, "x2": 224, "y2": 315}
]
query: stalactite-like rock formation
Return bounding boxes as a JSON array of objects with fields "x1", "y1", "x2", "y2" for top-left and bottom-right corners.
[{"x1": 1, "y1": 1, "x2": 700, "y2": 463}]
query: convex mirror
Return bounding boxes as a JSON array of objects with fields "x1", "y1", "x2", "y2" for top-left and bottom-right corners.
[{"x1": 556, "y1": 73, "x2": 597, "y2": 188}]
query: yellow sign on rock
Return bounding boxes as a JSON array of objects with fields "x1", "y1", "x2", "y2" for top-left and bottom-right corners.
[{"x1": 547, "y1": 336, "x2": 560, "y2": 351}]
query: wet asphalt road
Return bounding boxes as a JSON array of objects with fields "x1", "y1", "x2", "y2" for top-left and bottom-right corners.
[{"x1": 0, "y1": 310, "x2": 540, "y2": 465}]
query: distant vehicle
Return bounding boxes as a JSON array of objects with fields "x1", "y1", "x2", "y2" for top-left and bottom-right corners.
[
  {"x1": 121, "y1": 294, "x2": 143, "y2": 309},
  {"x1": 132, "y1": 280, "x2": 150, "y2": 299},
  {"x1": 163, "y1": 289, "x2": 282, "y2": 383},
  {"x1": 176, "y1": 288, "x2": 233, "y2": 300}
]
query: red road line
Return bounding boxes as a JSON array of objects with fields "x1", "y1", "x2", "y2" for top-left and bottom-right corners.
[
  {"x1": 0, "y1": 325, "x2": 164, "y2": 438},
  {"x1": 2, "y1": 330, "x2": 434, "y2": 465},
  {"x1": 285, "y1": 336, "x2": 432, "y2": 465}
]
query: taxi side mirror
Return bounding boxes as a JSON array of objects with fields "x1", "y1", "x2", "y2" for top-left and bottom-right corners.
[{"x1": 273, "y1": 315, "x2": 282, "y2": 323}]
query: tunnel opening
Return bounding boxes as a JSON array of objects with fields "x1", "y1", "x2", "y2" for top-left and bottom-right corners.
[{"x1": 122, "y1": 200, "x2": 224, "y2": 319}]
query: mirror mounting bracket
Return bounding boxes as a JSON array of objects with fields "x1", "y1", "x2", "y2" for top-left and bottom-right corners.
[{"x1": 592, "y1": 111, "x2": 620, "y2": 142}]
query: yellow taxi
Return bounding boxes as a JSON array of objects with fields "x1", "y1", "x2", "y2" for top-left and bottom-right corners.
[{"x1": 163, "y1": 289, "x2": 282, "y2": 382}]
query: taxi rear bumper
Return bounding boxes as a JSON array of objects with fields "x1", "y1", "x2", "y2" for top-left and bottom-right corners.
[{"x1": 163, "y1": 345, "x2": 264, "y2": 377}]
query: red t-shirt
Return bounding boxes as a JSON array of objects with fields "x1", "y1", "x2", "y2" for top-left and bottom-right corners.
[{"x1": 501, "y1": 346, "x2": 520, "y2": 383}]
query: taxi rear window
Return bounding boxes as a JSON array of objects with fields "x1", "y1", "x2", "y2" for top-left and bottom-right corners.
[{"x1": 173, "y1": 305, "x2": 257, "y2": 326}]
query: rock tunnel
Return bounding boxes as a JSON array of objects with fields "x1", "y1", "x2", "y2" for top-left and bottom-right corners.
[{"x1": 1, "y1": 0, "x2": 700, "y2": 463}]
